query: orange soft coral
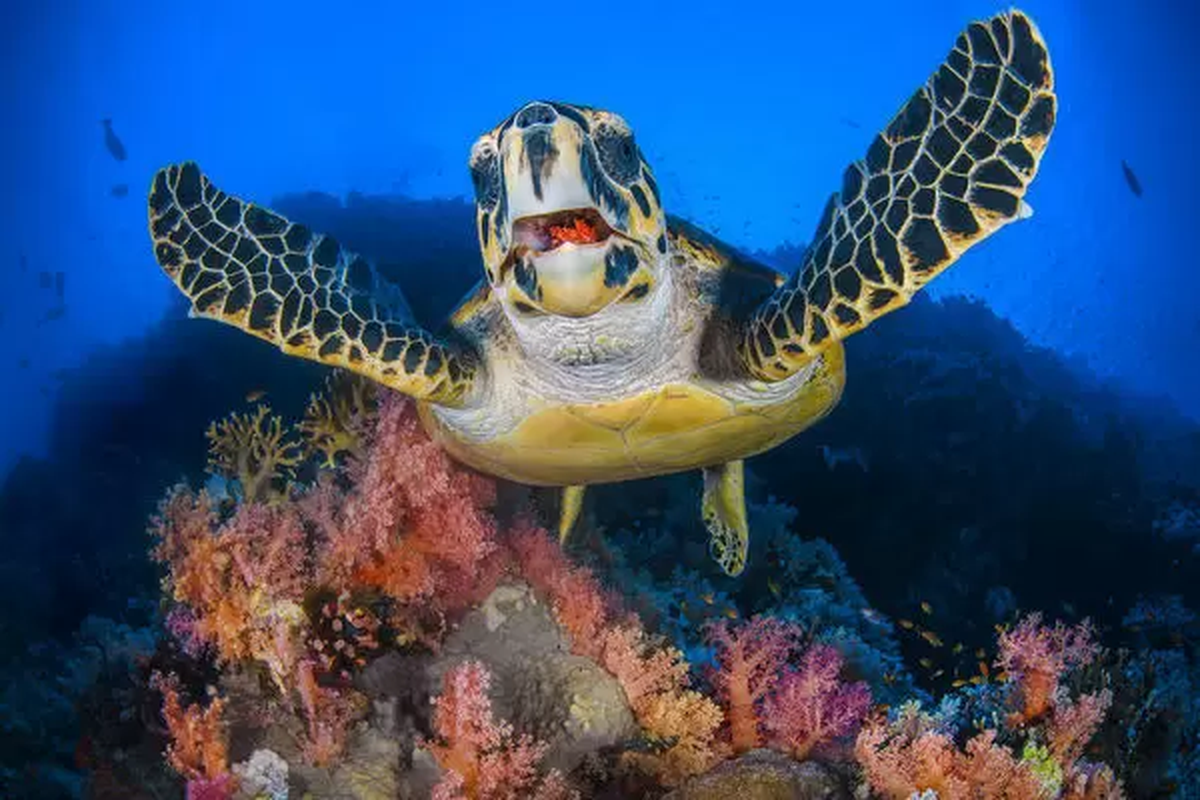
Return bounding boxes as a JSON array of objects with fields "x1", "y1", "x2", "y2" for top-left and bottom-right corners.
[
  {"x1": 855, "y1": 722, "x2": 1044, "y2": 800},
  {"x1": 150, "y1": 488, "x2": 309, "y2": 683},
  {"x1": 425, "y1": 660, "x2": 575, "y2": 800},
  {"x1": 151, "y1": 671, "x2": 233, "y2": 787}
]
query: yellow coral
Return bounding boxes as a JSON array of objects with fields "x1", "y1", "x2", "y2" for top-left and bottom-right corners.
[
  {"x1": 205, "y1": 404, "x2": 303, "y2": 503},
  {"x1": 298, "y1": 371, "x2": 378, "y2": 468}
]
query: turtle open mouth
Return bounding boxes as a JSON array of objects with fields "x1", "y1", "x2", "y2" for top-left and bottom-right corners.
[{"x1": 511, "y1": 208, "x2": 613, "y2": 254}]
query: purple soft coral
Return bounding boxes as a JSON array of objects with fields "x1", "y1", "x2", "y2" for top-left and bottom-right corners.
[{"x1": 763, "y1": 644, "x2": 872, "y2": 759}]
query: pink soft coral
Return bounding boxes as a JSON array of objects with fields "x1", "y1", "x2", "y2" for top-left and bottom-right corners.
[
  {"x1": 762, "y1": 643, "x2": 872, "y2": 759},
  {"x1": 996, "y1": 613, "x2": 1099, "y2": 724},
  {"x1": 707, "y1": 618, "x2": 870, "y2": 758},
  {"x1": 425, "y1": 660, "x2": 575, "y2": 800},
  {"x1": 706, "y1": 616, "x2": 797, "y2": 753},
  {"x1": 316, "y1": 393, "x2": 500, "y2": 616}
]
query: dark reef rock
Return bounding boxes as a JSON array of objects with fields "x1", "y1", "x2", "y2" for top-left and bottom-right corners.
[
  {"x1": 431, "y1": 581, "x2": 637, "y2": 774},
  {"x1": 664, "y1": 750, "x2": 850, "y2": 800}
]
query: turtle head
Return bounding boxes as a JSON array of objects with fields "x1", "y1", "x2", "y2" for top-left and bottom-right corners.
[{"x1": 470, "y1": 102, "x2": 668, "y2": 320}]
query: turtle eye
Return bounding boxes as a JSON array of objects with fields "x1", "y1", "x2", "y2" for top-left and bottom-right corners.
[
  {"x1": 594, "y1": 125, "x2": 641, "y2": 186},
  {"x1": 470, "y1": 148, "x2": 500, "y2": 211}
]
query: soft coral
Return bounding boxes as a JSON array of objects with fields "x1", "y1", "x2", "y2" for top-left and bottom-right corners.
[
  {"x1": 425, "y1": 660, "x2": 575, "y2": 800},
  {"x1": 707, "y1": 617, "x2": 870, "y2": 757}
]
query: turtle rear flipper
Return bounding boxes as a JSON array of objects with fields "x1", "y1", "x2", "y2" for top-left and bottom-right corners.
[
  {"x1": 741, "y1": 10, "x2": 1055, "y2": 381},
  {"x1": 148, "y1": 163, "x2": 479, "y2": 407},
  {"x1": 702, "y1": 460, "x2": 749, "y2": 577}
]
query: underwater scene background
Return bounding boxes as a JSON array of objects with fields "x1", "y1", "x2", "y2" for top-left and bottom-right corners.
[{"x1": 2, "y1": 1, "x2": 1199, "y2": 798}]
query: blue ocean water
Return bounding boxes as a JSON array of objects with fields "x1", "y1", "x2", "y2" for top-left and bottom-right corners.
[
  {"x1": 1, "y1": 2, "x2": 1199, "y2": 797},
  {"x1": 2, "y1": 0, "x2": 1198, "y2": 475}
]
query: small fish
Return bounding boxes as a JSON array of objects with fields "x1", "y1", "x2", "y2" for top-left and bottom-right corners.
[
  {"x1": 919, "y1": 657, "x2": 934, "y2": 670},
  {"x1": 55, "y1": 271, "x2": 65, "y2": 300},
  {"x1": 952, "y1": 643, "x2": 964, "y2": 655},
  {"x1": 110, "y1": 184, "x2": 129, "y2": 198},
  {"x1": 931, "y1": 669, "x2": 945, "y2": 680},
  {"x1": 860, "y1": 607, "x2": 888, "y2": 627},
  {"x1": 975, "y1": 648, "x2": 986, "y2": 659},
  {"x1": 920, "y1": 601, "x2": 933, "y2": 616},
  {"x1": 919, "y1": 629, "x2": 944, "y2": 648},
  {"x1": 969, "y1": 675, "x2": 986, "y2": 686},
  {"x1": 899, "y1": 618, "x2": 914, "y2": 630},
  {"x1": 18, "y1": 357, "x2": 30, "y2": 369},
  {"x1": 951, "y1": 678, "x2": 968, "y2": 688},
  {"x1": 37, "y1": 306, "x2": 66, "y2": 325},
  {"x1": 724, "y1": 607, "x2": 738, "y2": 619},
  {"x1": 818, "y1": 444, "x2": 869, "y2": 472},
  {"x1": 978, "y1": 661, "x2": 990, "y2": 679},
  {"x1": 101, "y1": 119, "x2": 127, "y2": 162},
  {"x1": 839, "y1": 116, "x2": 862, "y2": 129},
  {"x1": 1121, "y1": 159, "x2": 1143, "y2": 198},
  {"x1": 246, "y1": 389, "x2": 268, "y2": 403},
  {"x1": 765, "y1": 579, "x2": 781, "y2": 599}
]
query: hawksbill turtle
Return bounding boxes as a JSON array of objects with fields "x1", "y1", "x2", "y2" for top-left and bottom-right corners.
[{"x1": 146, "y1": 9, "x2": 1055, "y2": 576}]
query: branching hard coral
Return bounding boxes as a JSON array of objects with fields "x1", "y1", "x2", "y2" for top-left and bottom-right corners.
[
  {"x1": 425, "y1": 660, "x2": 576, "y2": 800},
  {"x1": 761, "y1": 643, "x2": 872, "y2": 759},
  {"x1": 298, "y1": 371, "x2": 378, "y2": 468},
  {"x1": 205, "y1": 404, "x2": 303, "y2": 503},
  {"x1": 997, "y1": 613, "x2": 1100, "y2": 725},
  {"x1": 706, "y1": 616, "x2": 798, "y2": 753},
  {"x1": 150, "y1": 671, "x2": 234, "y2": 791}
]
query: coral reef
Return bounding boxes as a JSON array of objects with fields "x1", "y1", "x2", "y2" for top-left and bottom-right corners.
[{"x1": 3, "y1": 194, "x2": 1199, "y2": 796}]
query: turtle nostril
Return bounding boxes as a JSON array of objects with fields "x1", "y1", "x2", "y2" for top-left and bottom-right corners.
[{"x1": 514, "y1": 102, "x2": 558, "y2": 129}]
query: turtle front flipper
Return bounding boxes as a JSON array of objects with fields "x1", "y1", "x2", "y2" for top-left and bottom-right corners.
[
  {"x1": 740, "y1": 10, "x2": 1056, "y2": 381},
  {"x1": 148, "y1": 163, "x2": 479, "y2": 407},
  {"x1": 702, "y1": 460, "x2": 749, "y2": 577}
]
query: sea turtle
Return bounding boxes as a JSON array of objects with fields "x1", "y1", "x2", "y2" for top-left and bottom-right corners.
[{"x1": 146, "y1": 9, "x2": 1055, "y2": 576}]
